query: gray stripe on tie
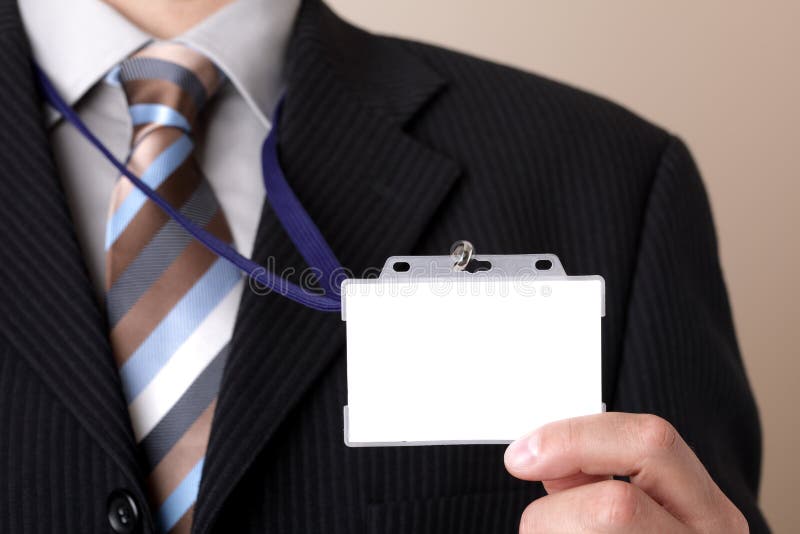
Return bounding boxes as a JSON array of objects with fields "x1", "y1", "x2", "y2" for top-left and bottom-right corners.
[
  {"x1": 119, "y1": 57, "x2": 207, "y2": 109},
  {"x1": 106, "y1": 181, "x2": 218, "y2": 327},
  {"x1": 139, "y1": 342, "x2": 231, "y2": 467}
]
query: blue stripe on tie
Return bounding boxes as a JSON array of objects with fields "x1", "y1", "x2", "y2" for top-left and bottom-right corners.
[
  {"x1": 129, "y1": 103, "x2": 191, "y2": 131},
  {"x1": 119, "y1": 258, "x2": 240, "y2": 402},
  {"x1": 105, "y1": 134, "x2": 194, "y2": 250},
  {"x1": 157, "y1": 457, "x2": 204, "y2": 531}
]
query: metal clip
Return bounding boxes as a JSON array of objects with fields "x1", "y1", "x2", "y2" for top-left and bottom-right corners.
[{"x1": 450, "y1": 240, "x2": 475, "y2": 271}]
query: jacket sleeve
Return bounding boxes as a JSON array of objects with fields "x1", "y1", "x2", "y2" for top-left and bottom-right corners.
[{"x1": 610, "y1": 136, "x2": 769, "y2": 532}]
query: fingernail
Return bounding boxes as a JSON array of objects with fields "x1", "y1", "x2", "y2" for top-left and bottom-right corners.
[{"x1": 505, "y1": 431, "x2": 540, "y2": 470}]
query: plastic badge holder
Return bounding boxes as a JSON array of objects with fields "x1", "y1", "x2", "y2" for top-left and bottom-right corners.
[{"x1": 342, "y1": 245, "x2": 605, "y2": 447}]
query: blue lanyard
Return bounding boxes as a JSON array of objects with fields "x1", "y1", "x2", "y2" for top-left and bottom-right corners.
[{"x1": 35, "y1": 66, "x2": 344, "y2": 312}]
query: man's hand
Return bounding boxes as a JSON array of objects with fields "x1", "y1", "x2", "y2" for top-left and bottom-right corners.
[{"x1": 504, "y1": 413, "x2": 748, "y2": 533}]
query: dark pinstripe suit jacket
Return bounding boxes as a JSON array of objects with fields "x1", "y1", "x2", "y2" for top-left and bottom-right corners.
[{"x1": 0, "y1": 0, "x2": 768, "y2": 532}]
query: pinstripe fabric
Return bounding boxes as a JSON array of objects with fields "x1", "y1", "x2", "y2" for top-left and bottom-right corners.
[
  {"x1": 0, "y1": 0, "x2": 767, "y2": 533},
  {"x1": 107, "y1": 43, "x2": 238, "y2": 533}
]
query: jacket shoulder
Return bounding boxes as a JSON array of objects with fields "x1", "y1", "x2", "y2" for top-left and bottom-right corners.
[{"x1": 391, "y1": 37, "x2": 672, "y2": 173}]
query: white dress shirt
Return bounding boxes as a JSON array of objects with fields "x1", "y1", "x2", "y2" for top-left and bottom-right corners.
[{"x1": 20, "y1": 0, "x2": 300, "y2": 299}]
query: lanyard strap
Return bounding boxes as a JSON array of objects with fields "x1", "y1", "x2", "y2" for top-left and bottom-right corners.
[
  {"x1": 261, "y1": 101, "x2": 347, "y2": 296},
  {"x1": 35, "y1": 65, "x2": 343, "y2": 312}
]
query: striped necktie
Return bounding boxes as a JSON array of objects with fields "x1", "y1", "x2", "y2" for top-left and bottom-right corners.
[{"x1": 106, "y1": 43, "x2": 243, "y2": 533}]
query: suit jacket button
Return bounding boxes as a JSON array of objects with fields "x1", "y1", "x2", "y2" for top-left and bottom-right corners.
[{"x1": 107, "y1": 490, "x2": 140, "y2": 534}]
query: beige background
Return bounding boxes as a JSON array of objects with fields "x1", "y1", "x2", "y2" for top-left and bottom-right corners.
[{"x1": 327, "y1": 0, "x2": 799, "y2": 531}]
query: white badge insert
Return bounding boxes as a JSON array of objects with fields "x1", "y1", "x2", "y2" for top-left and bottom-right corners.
[{"x1": 342, "y1": 249, "x2": 604, "y2": 447}]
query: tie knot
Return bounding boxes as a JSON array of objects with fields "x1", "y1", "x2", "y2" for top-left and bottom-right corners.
[{"x1": 118, "y1": 43, "x2": 224, "y2": 136}]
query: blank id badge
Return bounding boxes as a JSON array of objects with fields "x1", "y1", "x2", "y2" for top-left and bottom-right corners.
[{"x1": 341, "y1": 242, "x2": 605, "y2": 447}]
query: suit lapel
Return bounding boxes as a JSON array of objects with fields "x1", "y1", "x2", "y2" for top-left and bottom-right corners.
[
  {"x1": 0, "y1": 0, "x2": 145, "y2": 509},
  {"x1": 194, "y1": 1, "x2": 461, "y2": 531}
]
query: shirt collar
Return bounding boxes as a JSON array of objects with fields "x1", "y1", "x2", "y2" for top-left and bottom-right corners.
[
  {"x1": 20, "y1": 0, "x2": 300, "y2": 128},
  {"x1": 19, "y1": 0, "x2": 150, "y2": 113},
  {"x1": 178, "y1": 0, "x2": 300, "y2": 128}
]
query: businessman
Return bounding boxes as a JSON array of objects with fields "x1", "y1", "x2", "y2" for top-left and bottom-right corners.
[{"x1": 0, "y1": 0, "x2": 767, "y2": 532}]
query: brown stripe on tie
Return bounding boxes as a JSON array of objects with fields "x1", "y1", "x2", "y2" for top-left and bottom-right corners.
[
  {"x1": 104, "y1": 128, "x2": 186, "y2": 223},
  {"x1": 127, "y1": 127, "x2": 185, "y2": 177},
  {"x1": 132, "y1": 121, "x2": 191, "y2": 146},
  {"x1": 110, "y1": 212, "x2": 232, "y2": 363},
  {"x1": 168, "y1": 505, "x2": 194, "y2": 534},
  {"x1": 106, "y1": 178, "x2": 135, "y2": 226},
  {"x1": 106, "y1": 158, "x2": 202, "y2": 288},
  {"x1": 124, "y1": 78, "x2": 199, "y2": 124},
  {"x1": 147, "y1": 399, "x2": 216, "y2": 506},
  {"x1": 132, "y1": 123, "x2": 161, "y2": 145}
]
